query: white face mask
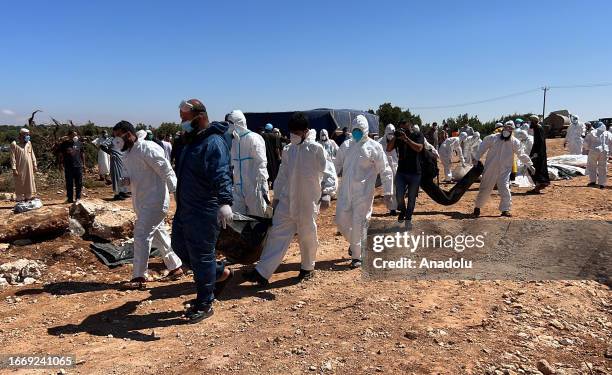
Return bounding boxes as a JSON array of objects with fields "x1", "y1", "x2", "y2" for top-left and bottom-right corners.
[
  {"x1": 321, "y1": 135, "x2": 328, "y2": 141},
  {"x1": 502, "y1": 130, "x2": 511, "y2": 138},
  {"x1": 112, "y1": 136, "x2": 124, "y2": 150},
  {"x1": 290, "y1": 133, "x2": 303, "y2": 145},
  {"x1": 386, "y1": 134, "x2": 393, "y2": 141},
  {"x1": 73, "y1": 136, "x2": 79, "y2": 143}
]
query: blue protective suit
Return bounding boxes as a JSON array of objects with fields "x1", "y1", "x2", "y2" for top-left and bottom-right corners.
[{"x1": 172, "y1": 121, "x2": 233, "y2": 305}]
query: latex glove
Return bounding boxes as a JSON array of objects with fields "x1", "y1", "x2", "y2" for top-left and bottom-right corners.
[
  {"x1": 320, "y1": 194, "x2": 331, "y2": 210},
  {"x1": 384, "y1": 195, "x2": 393, "y2": 206},
  {"x1": 217, "y1": 204, "x2": 233, "y2": 229},
  {"x1": 12, "y1": 169, "x2": 18, "y2": 176},
  {"x1": 120, "y1": 177, "x2": 131, "y2": 187}
]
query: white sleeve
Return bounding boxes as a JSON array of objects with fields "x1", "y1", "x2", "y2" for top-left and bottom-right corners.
[
  {"x1": 375, "y1": 144, "x2": 393, "y2": 196},
  {"x1": 334, "y1": 143, "x2": 347, "y2": 176},
  {"x1": 475, "y1": 136, "x2": 493, "y2": 161},
  {"x1": 512, "y1": 138, "x2": 532, "y2": 166},
  {"x1": 143, "y1": 143, "x2": 177, "y2": 193},
  {"x1": 320, "y1": 148, "x2": 337, "y2": 196},
  {"x1": 252, "y1": 135, "x2": 269, "y2": 193}
]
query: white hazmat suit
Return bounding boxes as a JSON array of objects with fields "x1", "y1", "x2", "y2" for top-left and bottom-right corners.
[
  {"x1": 92, "y1": 136, "x2": 111, "y2": 176},
  {"x1": 378, "y1": 124, "x2": 399, "y2": 211},
  {"x1": 474, "y1": 133, "x2": 533, "y2": 213},
  {"x1": 318, "y1": 129, "x2": 339, "y2": 162},
  {"x1": 227, "y1": 110, "x2": 270, "y2": 217},
  {"x1": 335, "y1": 115, "x2": 393, "y2": 262},
  {"x1": 123, "y1": 139, "x2": 182, "y2": 279},
  {"x1": 255, "y1": 129, "x2": 333, "y2": 279},
  {"x1": 439, "y1": 136, "x2": 464, "y2": 181},
  {"x1": 583, "y1": 126, "x2": 612, "y2": 186},
  {"x1": 565, "y1": 116, "x2": 586, "y2": 155}
]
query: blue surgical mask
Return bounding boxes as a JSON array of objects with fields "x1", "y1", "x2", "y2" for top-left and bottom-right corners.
[
  {"x1": 352, "y1": 129, "x2": 364, "y2": 142},
  {"x1": 181, "y1": 120, "x2": 194, "y2": 133},
  {"x1": 24, "y1": 135, "x2": 31, "y2": 143}
]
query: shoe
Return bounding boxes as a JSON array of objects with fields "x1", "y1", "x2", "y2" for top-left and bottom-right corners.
[
  {"x1": 389, "y1": 210, "x2": 397, "y2": 216},
  {"x1": 119, "y1": 192, "x2": 130, "y2": 198},
  {"x1": 587, "y1": 182, "x2": 597, "y2": 187},
  {"x1": 213, "y1": 268, "x2": 234, "y2": 298},
  {"x1": 184, "y1": 303, "x2": 214, "y2": 323},
  {"x1": 297, "y1": 269, "x2": 315, "y2": 281},
  {"x1": 398, "y1": 211, "x2": 406, "y2": 222},
  {"x1": 65, "y1": 199, "x2": 74, "y2": 204},
  {"x1": 161, "y1": 267, "x2": 184, "y2": 281},
  {"x1": 599, "y1": 185, "x2": 605, "y2": 189},
  {"x1": 350, "y1": 259, "x2": 362, "y2": 269},
  {"x1": 121, "y1": 277, "x2": 147, "y2": 290},
  {"x1": 473, "y1": 208, "x2": 480, "y2": 217},
  {"x1": 348, "y1": 247, "x2": 352, "y2": 257},
  {"x1": 501, "y1": 211, "x2": 512, "y2": 217},
  {"x1": 113, "y1": 194, "x2": 126, "y2": 201},
  {"x1": 242, "y1": 268, "x2": 269, "y2": 286}
]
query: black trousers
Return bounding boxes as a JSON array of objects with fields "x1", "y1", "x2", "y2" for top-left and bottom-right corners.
[{"x1": 65, "y1": 166, "x2": 83, "y2": 201}]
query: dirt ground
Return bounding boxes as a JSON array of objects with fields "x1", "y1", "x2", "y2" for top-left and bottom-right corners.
[{"x1": 0, "y1": 138, "x2": 610, "y2": 375}]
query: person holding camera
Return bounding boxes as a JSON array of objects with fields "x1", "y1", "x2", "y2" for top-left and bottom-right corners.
[{"x1": 386, "y1": 120, "x2": 424, "y2": 223}]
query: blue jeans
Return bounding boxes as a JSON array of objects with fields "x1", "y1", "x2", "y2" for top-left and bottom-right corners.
[
  {"x1": 395, "y1": 172, "x2": 421, "y2": 220},
  {"x1": 172, "y1": 215, "x2": 225, "y2": 306}
]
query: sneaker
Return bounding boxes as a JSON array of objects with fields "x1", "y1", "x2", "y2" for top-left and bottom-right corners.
[
  {"x1": 587, "y1": 182, "x2": 597, "y2": 187},
  {"x1": 501, "y1": 211, "x2": 512, "y2": 217},
  {"x1": 297, "y1": 269, "x2": 315, "y2": 281},
  {"x1": 348, "y1": 247, "x2": 352, "y2": 257},
  {"x1": 473, "y1": 208, "x2": 480, "y2": 217},
  {"x1": 242, "y1": 268, "x2": 269, "y2": 286},
  {"x1": 214, "y1": 268, "x2": 234, "y2": 298},
  {"x1": 350, "y1": 259, "x2": 362, "y2": 269},
  {"x1": 599, "y1": 185, "x2": 605, "y2": 189},
  {"x1": 184, "y1": 303, "x2": 214, "y2": 323},
  {"x1": 398, "y1": 211, "x2": 406, "y2": 222}
]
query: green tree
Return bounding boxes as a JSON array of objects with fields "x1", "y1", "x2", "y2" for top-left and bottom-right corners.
[
  {"x1": 374, "y1": 103, "x2": 422, "y2": 134},
  {"x1": 156, "y1": 122, "x2": 180, "y2": 139}
]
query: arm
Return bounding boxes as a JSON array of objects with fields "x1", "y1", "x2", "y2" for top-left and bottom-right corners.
[
  {"x1": 375, "y1": 144, "x2": 394, "y2": 196},
  {"x1": 205, "y1": 138, "x2": 233, "y2": 206},
  {"x1": 334, "y1": 142, "x2": 347, "y2": 176},
  {"x1": 31, "y1": 145, "x2": 37, "y2": 171},
  {"x1": 143, "y1": 143, "x2": 178, "y2": 193},
  {"x1": 10, "y1": 143, "x2": 17, "y2": 171},
  {"x1": 273, "y1": 148, "x2": 289, "y2": 203},
  {"x1": 386, "y1": 136, "x2": 396, "y2": 152},
  {"x1": 398, "y1": 132, "x2": 423, "y2": 152},
  {"x1": 252, "y1": 135, "x2": 269, "y2": 193},
  {"x1": 319, "y1": 147, "x2": 336, "y2": 197},
  {"x1": 474, "y1": 136, "x2": 493, "y2": 162},
  {"x1": 512, "y1": 138, "x2": 533, "y2": 166}
]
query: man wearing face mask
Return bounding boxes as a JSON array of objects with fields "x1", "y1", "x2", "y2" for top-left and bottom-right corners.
[
  {"x1": 226, "y1": 110, "x2": 269, "y2": 218},
  {"x1": 336, "y1": 115, "x2": 393, "y2": 268},
  {"x1": 10, "y1": 128, "x2": 38, "y2": 202},
  {"x1": 98, "y1": 133, "x2": 129, "y2": 200},
  {"x1": 564, "y1": 115, "x2": 585, "y2": 155},
  {"x1": 112, "y1": 121, "x2": 183, "y2": 290},
  {"x1": 58, "y1": 131, "x2": 85, "y2": 203},
  {"x1": 92, "y1": 131, "x2": 111, "y2": 183},
  {"x1": 318, "y1": 129, "x2": 339, "y2": 162},
  {"x1": 378, "y1": 124, "x2": 399, "y2": 215},
  {"x1": 583, "y1": 122, "x2": 612, "y2": 189},
  {"x1": 472, "y1": 121, "x2": 534, "y2": 217},
  {"x1": 172, "y1": 99, "x2": 234, "y2": 322},
  {"x1": 243, "y1": 112, "x2": 329, "y2": 285},
  {"x1": 527, "y1": 115, "x2": 550, "y2": 194},
  {"x1": 438, "y1": 130, "x2": 465, "y2": 182}
]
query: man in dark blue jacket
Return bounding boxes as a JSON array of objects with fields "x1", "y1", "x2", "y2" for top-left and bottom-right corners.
[{"x1": 172, "y1": 99, "x2": 234, "y2": 323}]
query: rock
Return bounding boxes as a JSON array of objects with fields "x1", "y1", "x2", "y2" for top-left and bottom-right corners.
[
  {"x1": 13, "y1": 239, "x2": 33, "y2": 246},
  {"x1": 549, "y1": 319, "x2": 565, "y2": 330},
  {"x1": 0, "y1": 259, "x2": 45, "y2": 284},
  {"x1": 68, "y1": 218, "x2": 86, "y2": 237},
  {"x1": 22, "y1": 277, "x2": 36, "y2": 285},
  {"x1": 404, "y1": 331, "x2": 418, "y2": 340},
  {"x1": 0, "y1": 243, "x2": 9, "y2": 251},
  {"x1": 308, "y1": 365, "x2": 316, "y2": 371},
  {"x1": 536, "y1": 359, "x2": 555, "y2": 375},
  {"x1": 605, "y1": 347, "x2": 612, "y2": 359},
  {"x1": 0, "y1": 206, "x2": 69, "y2": 243},
  {"x1": 321, "y1": 361, "x2": 333, "y2": 371},
  {"x1": 70, "y1": 199, "x2": 135, "y2": 240},
  {"x1": 0, "y1": 277, "x2": 8, "y2": 287}
]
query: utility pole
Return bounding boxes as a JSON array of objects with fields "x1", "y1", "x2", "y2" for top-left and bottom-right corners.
[{"x1": 541, "y1": 86, "x2": 549, "y2": 121}]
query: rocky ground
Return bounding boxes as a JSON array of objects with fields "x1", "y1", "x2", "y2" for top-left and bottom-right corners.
[{"x1": 0, "y1": 138, "x2": 610, "y2": 374}]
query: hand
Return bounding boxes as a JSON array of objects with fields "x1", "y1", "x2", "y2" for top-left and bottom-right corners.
[
  {"x1": 320, "y1": 195, "x2": 331, "y2": 210},
  {"x1": 120, "y1": 177, "x2": 131, "y2": 187},
  {"x1": 12, "y1": 169, "x2": 18, "y2": 176},
  {"x1": 217, "y1": 204, "x2": 233, "y2": 229},
  {"x1": 33, "y1": 166, "x2": 38, "y2": 172},
  {"x1": 527, "y1": 165, "x2": 536, "y2": 175}
]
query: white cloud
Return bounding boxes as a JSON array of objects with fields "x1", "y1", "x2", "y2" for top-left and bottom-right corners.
[{"x1": 2, "y1": 109, "x2": 16, "y2": 116}]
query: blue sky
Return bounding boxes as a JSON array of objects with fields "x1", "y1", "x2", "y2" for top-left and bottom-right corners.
[{"x1": 1, "y1": 0, "x2": 610, "y2": 126}]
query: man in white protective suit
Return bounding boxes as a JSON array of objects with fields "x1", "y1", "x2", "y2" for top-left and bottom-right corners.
[
  {"x1": 583, "y1": 121, "x2": 612, "y2": 189},
  {"x1": 227, "y1": 109, "x2": 270, "y2": 217},
  {"x1": 438, "y1": 132, "x2": 465, "y2": 182},
  {"x1": 243, "y1": 112, "x2": 334, "y2": 285},
  {"x1": 564, "y1": 115, "x2": 585, "y2": 155},
  {"x1": 112, "y1": 121, "x2": 183, "y2": 288},
  {"x1": 472, "y1": 122, "x2": 534, "y2": 218},
  {"x1": 464, "y1": 131, "x2": 482, "y2": 166},
  {"x1": 335, "y1": 115, "x2": 393, "y2": 268},
  {"x1": 318, "y1": 129, "x2": 339, "y2": 162},
  {"x1": 378, "y1": 124, "x2": 399, "y2": 215}
]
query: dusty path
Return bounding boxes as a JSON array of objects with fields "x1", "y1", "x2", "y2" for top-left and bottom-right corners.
[{"x1": 0, "y1": 138, "x2": 610, "y2": 374}]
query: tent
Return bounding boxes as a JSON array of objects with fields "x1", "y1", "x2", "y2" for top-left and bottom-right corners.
[{"x1": 244, "y1": 109, "x2": 379, "y2": 137}]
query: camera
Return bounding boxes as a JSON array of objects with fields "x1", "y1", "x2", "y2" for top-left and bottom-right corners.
[{"x1": 394, "y1": 129, "x2": 406, "y2": 138}]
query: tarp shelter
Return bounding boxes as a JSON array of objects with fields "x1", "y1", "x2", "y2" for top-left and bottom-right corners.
[{"x1": 244, "y1": 109, "x2": 379, "y2": 137}]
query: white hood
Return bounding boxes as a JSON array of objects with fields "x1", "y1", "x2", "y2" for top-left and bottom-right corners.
[{"x1": 228, "y1": 109, "x2": 248, "y2": 132}]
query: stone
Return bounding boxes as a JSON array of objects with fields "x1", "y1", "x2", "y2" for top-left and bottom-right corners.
[
  {"x1": 321, "y1": 361, "x2": 333, "y2": 371},
  {"x1": 70, "y1": 198, "x2": 135, "y2": 240},
  {"x1": 536, "y1": 359, "x2": 555, "y2": 375},
  {"x1": 549, "y1": 319, "x2": 565, "y2": 330},
  {"x1": 22, "y1": 277, "x2": 36, "y2": 285},
  {"x1": 0, "y1": 277, "x2": 8, "y2": 287},
  {"x1": 604, "y1": 347, "x2": 612, "y2": 359},
  {"x1": 0, "y1": 259, "x2": 45, "y2": 283},
  {"x1": 404, "y1": 331, "x2": 418, "y2": 340},
  {"x1": 0, "y1": 243, "x2": 9, "y2": 251},
  {"x1": 0, "y1": 206, "x2": 69, "y2": 243}
]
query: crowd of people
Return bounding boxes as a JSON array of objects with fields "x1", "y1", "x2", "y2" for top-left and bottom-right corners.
[{"x1": 7, "y1": 101, "x2": 612, "y2": 323}]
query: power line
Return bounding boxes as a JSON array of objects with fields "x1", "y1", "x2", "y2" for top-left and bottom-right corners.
[{"x1": 406, "y1": 82, "x2": 612, "y2": 110}]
